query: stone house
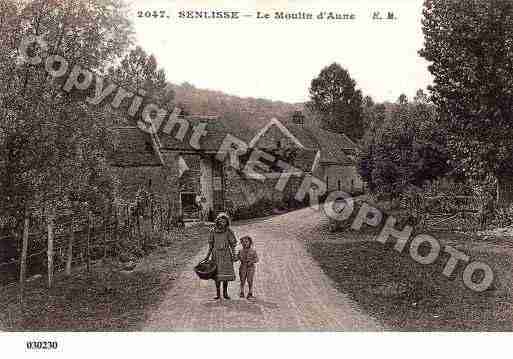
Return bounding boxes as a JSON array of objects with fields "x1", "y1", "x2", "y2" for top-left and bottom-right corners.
[
  {"x1": 108, "y1": 113, "x2": 363, "y2": 221},
  {"x1": 109, "y1": 116, "x2": 230, "y2": 221},
  {"x1": 249, "y1": 116, "x2": 364, "y2": 195}
]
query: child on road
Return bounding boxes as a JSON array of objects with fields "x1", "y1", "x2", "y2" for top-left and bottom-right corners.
[{"x1": 237, "y1": 236, "x2": 259, "y2": 299}]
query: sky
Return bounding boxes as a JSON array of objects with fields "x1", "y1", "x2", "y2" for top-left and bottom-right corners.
[{"x1": 128, "y1": 0, "x2": 432, "y2": 104}]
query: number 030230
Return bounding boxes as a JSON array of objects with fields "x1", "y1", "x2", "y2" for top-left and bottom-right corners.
[{"x1": 26, "y1": 341, "x2": 58, "y2": 350}]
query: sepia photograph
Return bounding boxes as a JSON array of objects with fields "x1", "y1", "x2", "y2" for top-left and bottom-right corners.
[{"x1": 1, "y1": 0, "x2": 512, "y2": 356}]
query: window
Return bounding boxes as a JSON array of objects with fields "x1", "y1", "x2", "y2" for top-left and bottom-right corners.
[
  {"x1": 338, "y1": 180, "x2": 341, "y2": 191},
  {"x1": 145, "y1": 141, "x2": 153, "y2": 152},
  {"x1": 180, "y1": 192, "x2": 197, "y2": 208},
  {"x1": 112, "y1": 132, "x2": 120, "y2": 151}
]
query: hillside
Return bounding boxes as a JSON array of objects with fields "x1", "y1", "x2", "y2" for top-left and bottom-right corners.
[{"x1": 168, "y1": 82, "x2": 315, "y2": 139}]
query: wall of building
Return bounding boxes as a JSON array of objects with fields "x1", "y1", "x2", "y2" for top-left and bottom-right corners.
[
  {"x1": 320, "y1": 164, "x2": 364, "y2": 194},
  {"x1": 223, "y1": 163, "x2": 307, "y2": 217}
]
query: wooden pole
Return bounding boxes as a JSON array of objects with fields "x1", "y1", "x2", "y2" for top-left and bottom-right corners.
[
  {"x1": 65, "y1": 224, "x2": 73, "y2": 276},
  {"x1": 115, "y1": 206, "x2": 119, "y2": 244},
  {"x1": 86, "y1": 211, "x2": 91, "y2": 272},
  {"x1": 150, "y1": 197, "x2": 154, "y2": 233},
  {"x1": 103, "y1": 207, "x2": 108, "y2": 258},
  {"x1": 137, "y1": 214, "x2": 142, "y2": 247},
  {"x1": 160, "y1": 205, "x2": 163, "y2": 232},
  {"x1": 127, "y1": 206, "x2": 131, "y2": 241},
  {"x1": 47, "y1": 213, "x2": 55, "y2": 288},
  {"x1": 19, "y1": 208, "x2": 30, "y2": 302}
]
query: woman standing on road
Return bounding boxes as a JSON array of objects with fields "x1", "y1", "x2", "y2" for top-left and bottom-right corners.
[{"x1": 204, "y1": 213, "x2": 237, "y2": 299}]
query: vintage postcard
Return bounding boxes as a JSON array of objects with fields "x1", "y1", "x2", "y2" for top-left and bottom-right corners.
[{"x1": 1, "y1": 0, "x2": 512, "y2": 356}]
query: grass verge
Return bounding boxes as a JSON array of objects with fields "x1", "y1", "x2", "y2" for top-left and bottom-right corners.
[
  {"x1": 0, "y1": 225, "x2": 210, "y2": 331},
  {"x1": 304, "y1": 221, "x2": 513, "y2": 331}
]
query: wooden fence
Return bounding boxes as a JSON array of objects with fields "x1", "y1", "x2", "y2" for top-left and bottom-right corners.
[
  {"x1": 0, "y1": 198, "x2": 177, "y2": 297},
  {"x1": 422, "y1": 195, "x2": 483, "y2": 231}
]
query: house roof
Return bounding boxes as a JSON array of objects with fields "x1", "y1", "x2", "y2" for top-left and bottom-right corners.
[
  {"x1": 302, "y1": 125, "x2": 358, "y2": 165},
  {"x1": 157, "y1": 116, "x2": 235, "y2": 152},
  {"x1": 107, "y1": 127, "x2": 162, "y2": 167},
  {"x1": 250, "y1": 118, "x2": 359, "y2": 166},
  {"x1": 109, "y1": 116, "x2": 360, "y2": 170}
]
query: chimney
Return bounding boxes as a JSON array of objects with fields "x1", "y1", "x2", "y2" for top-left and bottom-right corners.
[{"x1": 292, "y1": 110, "x2": 305, "y2": 126}]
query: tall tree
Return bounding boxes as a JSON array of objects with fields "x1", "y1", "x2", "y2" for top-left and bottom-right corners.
[
  {"x1": 419, "y1": 0, "x2": 513, "y2": 203},
  {"x1": 107, "y1": 46, "x2": 174, "y2": 126},
  {"x1": 308, "y1": 63, "x2": 364, "y2": 140},
  {"x1": 397, "y1": 94, "x2": 408, "y2": 106},
  {"x1": 0, "y1": 0, "x2": 133, "y2": 222},
  {"x1": 359, "y1": 97, "x2": 450, "y2": 198}
]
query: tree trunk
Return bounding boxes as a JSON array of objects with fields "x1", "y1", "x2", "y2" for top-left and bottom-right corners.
[
  {"x1": 103, "y1": 209, "x2": 108, "y2": 259},
  {"x1": 497, "y1": 176, "x2": 513, "y2": 207},
  {"x1": 127, "y1": 206, "x2": 131, "y2": 241},
  {"x1": 65, "y1": 229, "x2": 73, "y2": 276},
  {"x1": 47, "y1": 214, "x2": 55, "y2": 288},
  {"x1": 19, "y1": 210, "x2": 30, "y2": 299}
]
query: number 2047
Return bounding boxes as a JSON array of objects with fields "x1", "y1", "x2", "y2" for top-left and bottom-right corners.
[{"x1": 26, "y1": 341, "x2": 58, "y2": 350}]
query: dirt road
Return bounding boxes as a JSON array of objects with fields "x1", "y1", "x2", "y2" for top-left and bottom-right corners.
[{"x1": 144, "y1": 208, "x2": 382, "y2": 331}]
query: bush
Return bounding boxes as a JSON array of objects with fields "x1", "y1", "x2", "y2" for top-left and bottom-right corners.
[
  {"x1": 230, "y1": 198, "x2": 276, "y2": 220},
  {"x1": 490, "y1": 205, "x2": 513, "y2": 228}
]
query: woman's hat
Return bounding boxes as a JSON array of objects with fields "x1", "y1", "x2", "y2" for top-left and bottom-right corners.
[{"x1": 215, "y1": 212, "x2": 230, "y2": 226}]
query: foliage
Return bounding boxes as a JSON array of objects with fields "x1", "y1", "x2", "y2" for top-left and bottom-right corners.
[
  {"x1": 108, "y1": 46, "x2": 174, "y2": 123},
  {"x1": 490, "y1": 204, "x2": 513, "y2": 228},
  {"x1": 0, "y1": 0, "x2": 134, "y2": 225},
  {"x1": 308, "y1": 63, "x2": 364, "y2": 140},
  {"x1": 359, "y1": 95, "x2": 451, "y2": 198},
  {"x1": 419, "y1": 0, "x2": 513, "y2": 180},
  {"x1": 361, "y1": 101, "x2": 387, "y2": 149}
]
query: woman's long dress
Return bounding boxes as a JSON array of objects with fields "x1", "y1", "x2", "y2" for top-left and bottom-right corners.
[{"x1": 209, "y1": 229, "x2": 237, "y2": 281}]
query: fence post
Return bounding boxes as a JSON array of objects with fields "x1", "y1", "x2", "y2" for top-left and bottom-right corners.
[
  {"x1": 150, "y1": 197, "x2": 154, "y2": 232},
  {"x1": 65, "y1": 223, "x2": 73, "y2": 276},
  {"x1": 137, "y1": 214, "x2": 143, "y2": 248},
  {"x1": 160, "y1": 205, "x2": 163, "y2": 232},
  {"x1": 86, "y1": 210, "x2": 91, "y2": 272},
  {"x1": 19, "y1": 208, "x2": 30, "y2": 303},
  {"x1": 103, "y1": 207, "x2": 108, "y2": 259},
  {"x1": 47, "y1": 211, "x2": 55, "y2": 288},
  {"x1": 127, "y1": 205, "x2": 131, "y2": 241},
  {"x1": 115, "y1": 206, "x2": 119, "y2": 245}
]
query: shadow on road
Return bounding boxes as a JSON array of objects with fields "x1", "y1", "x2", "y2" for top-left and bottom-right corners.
[{"x1": 202, "y1": 298, "x2": 279, "y2": 316}]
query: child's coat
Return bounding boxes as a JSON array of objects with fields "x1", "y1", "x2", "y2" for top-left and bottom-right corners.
[{"x1": 238, "y1": 248, "x2": 258, "y2": 283}]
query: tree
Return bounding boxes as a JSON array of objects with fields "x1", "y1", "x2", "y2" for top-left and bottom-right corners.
[
  {"x1": 107, "y1": 46, "x2": 174, "y2": 126},
  {"x1": 359, "y1": 97, "x2": 450, "y2": 198},
  {"x1": 308, "y1": 63, "x2": 364, "y2": 140},
  {"x1": 0, "y1": 0, "x2": 133, "y2": 224},
  {"x1": 363, "y1": 95, "x2": 374, "y2": 108},
  {"x1": 419, "y1": 0, "x2": 513, "y2": 204},
  {"x1": 397, "y1": 94, "x2": 408, "y2": 106},
  {"x1": 360, "y1": 100, "x2": 386, "y2": 149},
  {"x1": 109, "y1": 47, "x2": 171, "y2": 104},
  {"x1": 414, "y1": 89, "x2": 429, "y2": 104}
]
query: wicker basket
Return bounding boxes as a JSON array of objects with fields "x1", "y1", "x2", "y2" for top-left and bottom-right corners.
[{"x1": 194, "y1": 259, "x2": 217, "y2": 280}]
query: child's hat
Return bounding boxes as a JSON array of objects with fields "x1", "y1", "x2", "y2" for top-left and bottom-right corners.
[{"x1": 240, "y1": 235, "x2": 253, "y2": 245}]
